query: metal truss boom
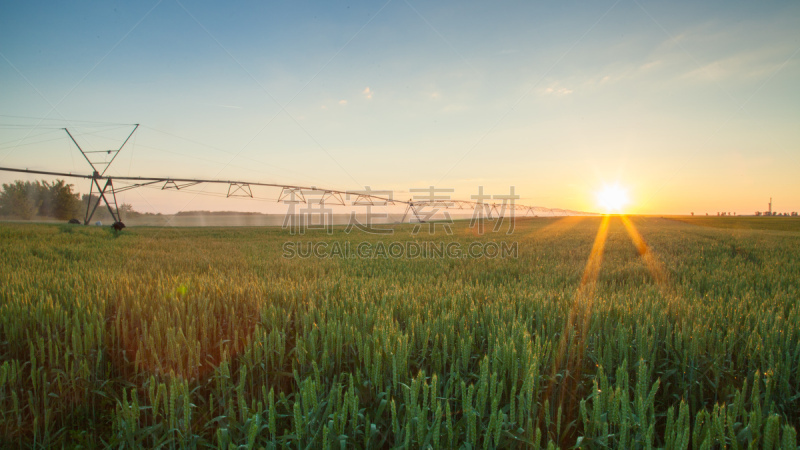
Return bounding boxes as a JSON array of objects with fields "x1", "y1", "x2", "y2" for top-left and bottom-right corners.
[
  {"x1": 0, "y1": 120, "x2": 597, "y2": 227},
  {"x1": 0, "y1": 165, "x2": 594, "y2": 222}
]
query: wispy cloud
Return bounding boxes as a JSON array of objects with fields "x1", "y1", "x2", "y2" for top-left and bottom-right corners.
[
  {"x1": 641, "y1": 14, "x2": 800, "y2": 84},
  {"x1": 441, "y1": 103, "x2": 468, "y2": 113},
  {"x1": 681, "y1": 48, "x2": 795, "y2": 82},
  {"x1": 362, "y1": 87, "x2": 373, "y2": 99},
  {"x1": 199, "y1": 102, "x2": 242, "y2": 109},
  {"x1": 639, "y1": 60, "x2": 662, "y2": 71},
  {"x1": 542, "y1": 84, "x2": 573, "y2": 96},
  {"x1": 338, "y1": 99, "x2": 348, "y2": 105}
]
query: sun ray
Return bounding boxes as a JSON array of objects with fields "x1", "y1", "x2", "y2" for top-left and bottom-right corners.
[
  {"x1": 579, "y1": 215, "x2": 611, "y2": 290},
  {"x1": 618, "y1": 214, "x2": 683, "y2": 328},
  {"x1": 619, "y1": 215, "x2": 667, "y2": 286},
  {"x1": 544, "y1": 215, "x2": 610, "y2": 440},
  {"x1": 532, "y1": 215, "x2": 588, "y2": 239}
]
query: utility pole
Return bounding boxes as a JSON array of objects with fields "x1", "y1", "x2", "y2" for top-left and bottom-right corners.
[{"x1": 768, "y1": 197, "x2": 772, "y2": 216}]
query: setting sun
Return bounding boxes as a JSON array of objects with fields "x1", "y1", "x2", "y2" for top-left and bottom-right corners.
[{"x1": 597, "y1": 184, "x2": 630, "y2": 213}]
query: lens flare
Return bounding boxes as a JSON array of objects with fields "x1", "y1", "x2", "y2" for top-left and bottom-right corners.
[{"x1": 596, "y1": 184, "x2": 629, "y2": 213}]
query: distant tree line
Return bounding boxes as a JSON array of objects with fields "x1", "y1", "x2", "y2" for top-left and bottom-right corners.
[
  {"x1": 0, "y1": 179, "x2": 142, "y2": 221},
  {"x1": 0, "y1": 180, "x2": 82, "y2": 220},
  {"x1": 756, "y1": 211, "x2": 798, "y2": 217},
  {"x1": 175, "y1": 210, "x2": 264, "y2": 216}
]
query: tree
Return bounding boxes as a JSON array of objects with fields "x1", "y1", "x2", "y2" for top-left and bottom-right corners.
[
  {"x1": 82, "y1": 194, "x2": 112, "y2": 221},
  {"x1": 0, "y1": 179, "x2": 82, "y2": 220},
  {"x1": 0, "y1": 179, "x2": 141, "y2": 221},
  {"x1": 119, "y1": 203, "x2": 136, "y2": 218},
  {"x1": 0, "y1": 181, "x2": 42, "y2": 219},
  {"x1": 45, "y1": 180, "x2": 82, "y2": 220}
]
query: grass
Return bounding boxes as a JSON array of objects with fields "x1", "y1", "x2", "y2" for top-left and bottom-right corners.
[
  {"x1": 665, "y1": 216, "x2": 800, "y2": 232},
  {"x1": 0, "y1": 216, "x2": 798, "y2": 448}
]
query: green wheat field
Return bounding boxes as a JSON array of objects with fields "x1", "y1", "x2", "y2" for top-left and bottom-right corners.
[{"x1": 1, "y1": 216, "x2": 798, "y2": 449}]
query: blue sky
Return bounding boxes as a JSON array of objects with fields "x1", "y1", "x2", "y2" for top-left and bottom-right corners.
[{"x1": 1, "y1": 0, "x2": 799, "y2": 214}]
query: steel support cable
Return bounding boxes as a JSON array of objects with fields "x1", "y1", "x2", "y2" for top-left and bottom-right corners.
[
  {"x1": 0, "y1": 114, "x2": 135, "y2": 127},
  {"x1": 124, "y1": 143, "x2": 269, "y2": 177},
  {"x1": 117, "y1": 180, "x2": 280, "y2": 202},
  {"x1": 138, "y1": 125, "x2": 325, "y2": 186},
  {"x1": 0, "y1": 131, "x2": 65, "y2": 149}
]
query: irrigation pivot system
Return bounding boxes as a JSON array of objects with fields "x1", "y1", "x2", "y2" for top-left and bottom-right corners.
[{"x1": 0, "y1": 125, "x2": 592, "y2": 227}]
